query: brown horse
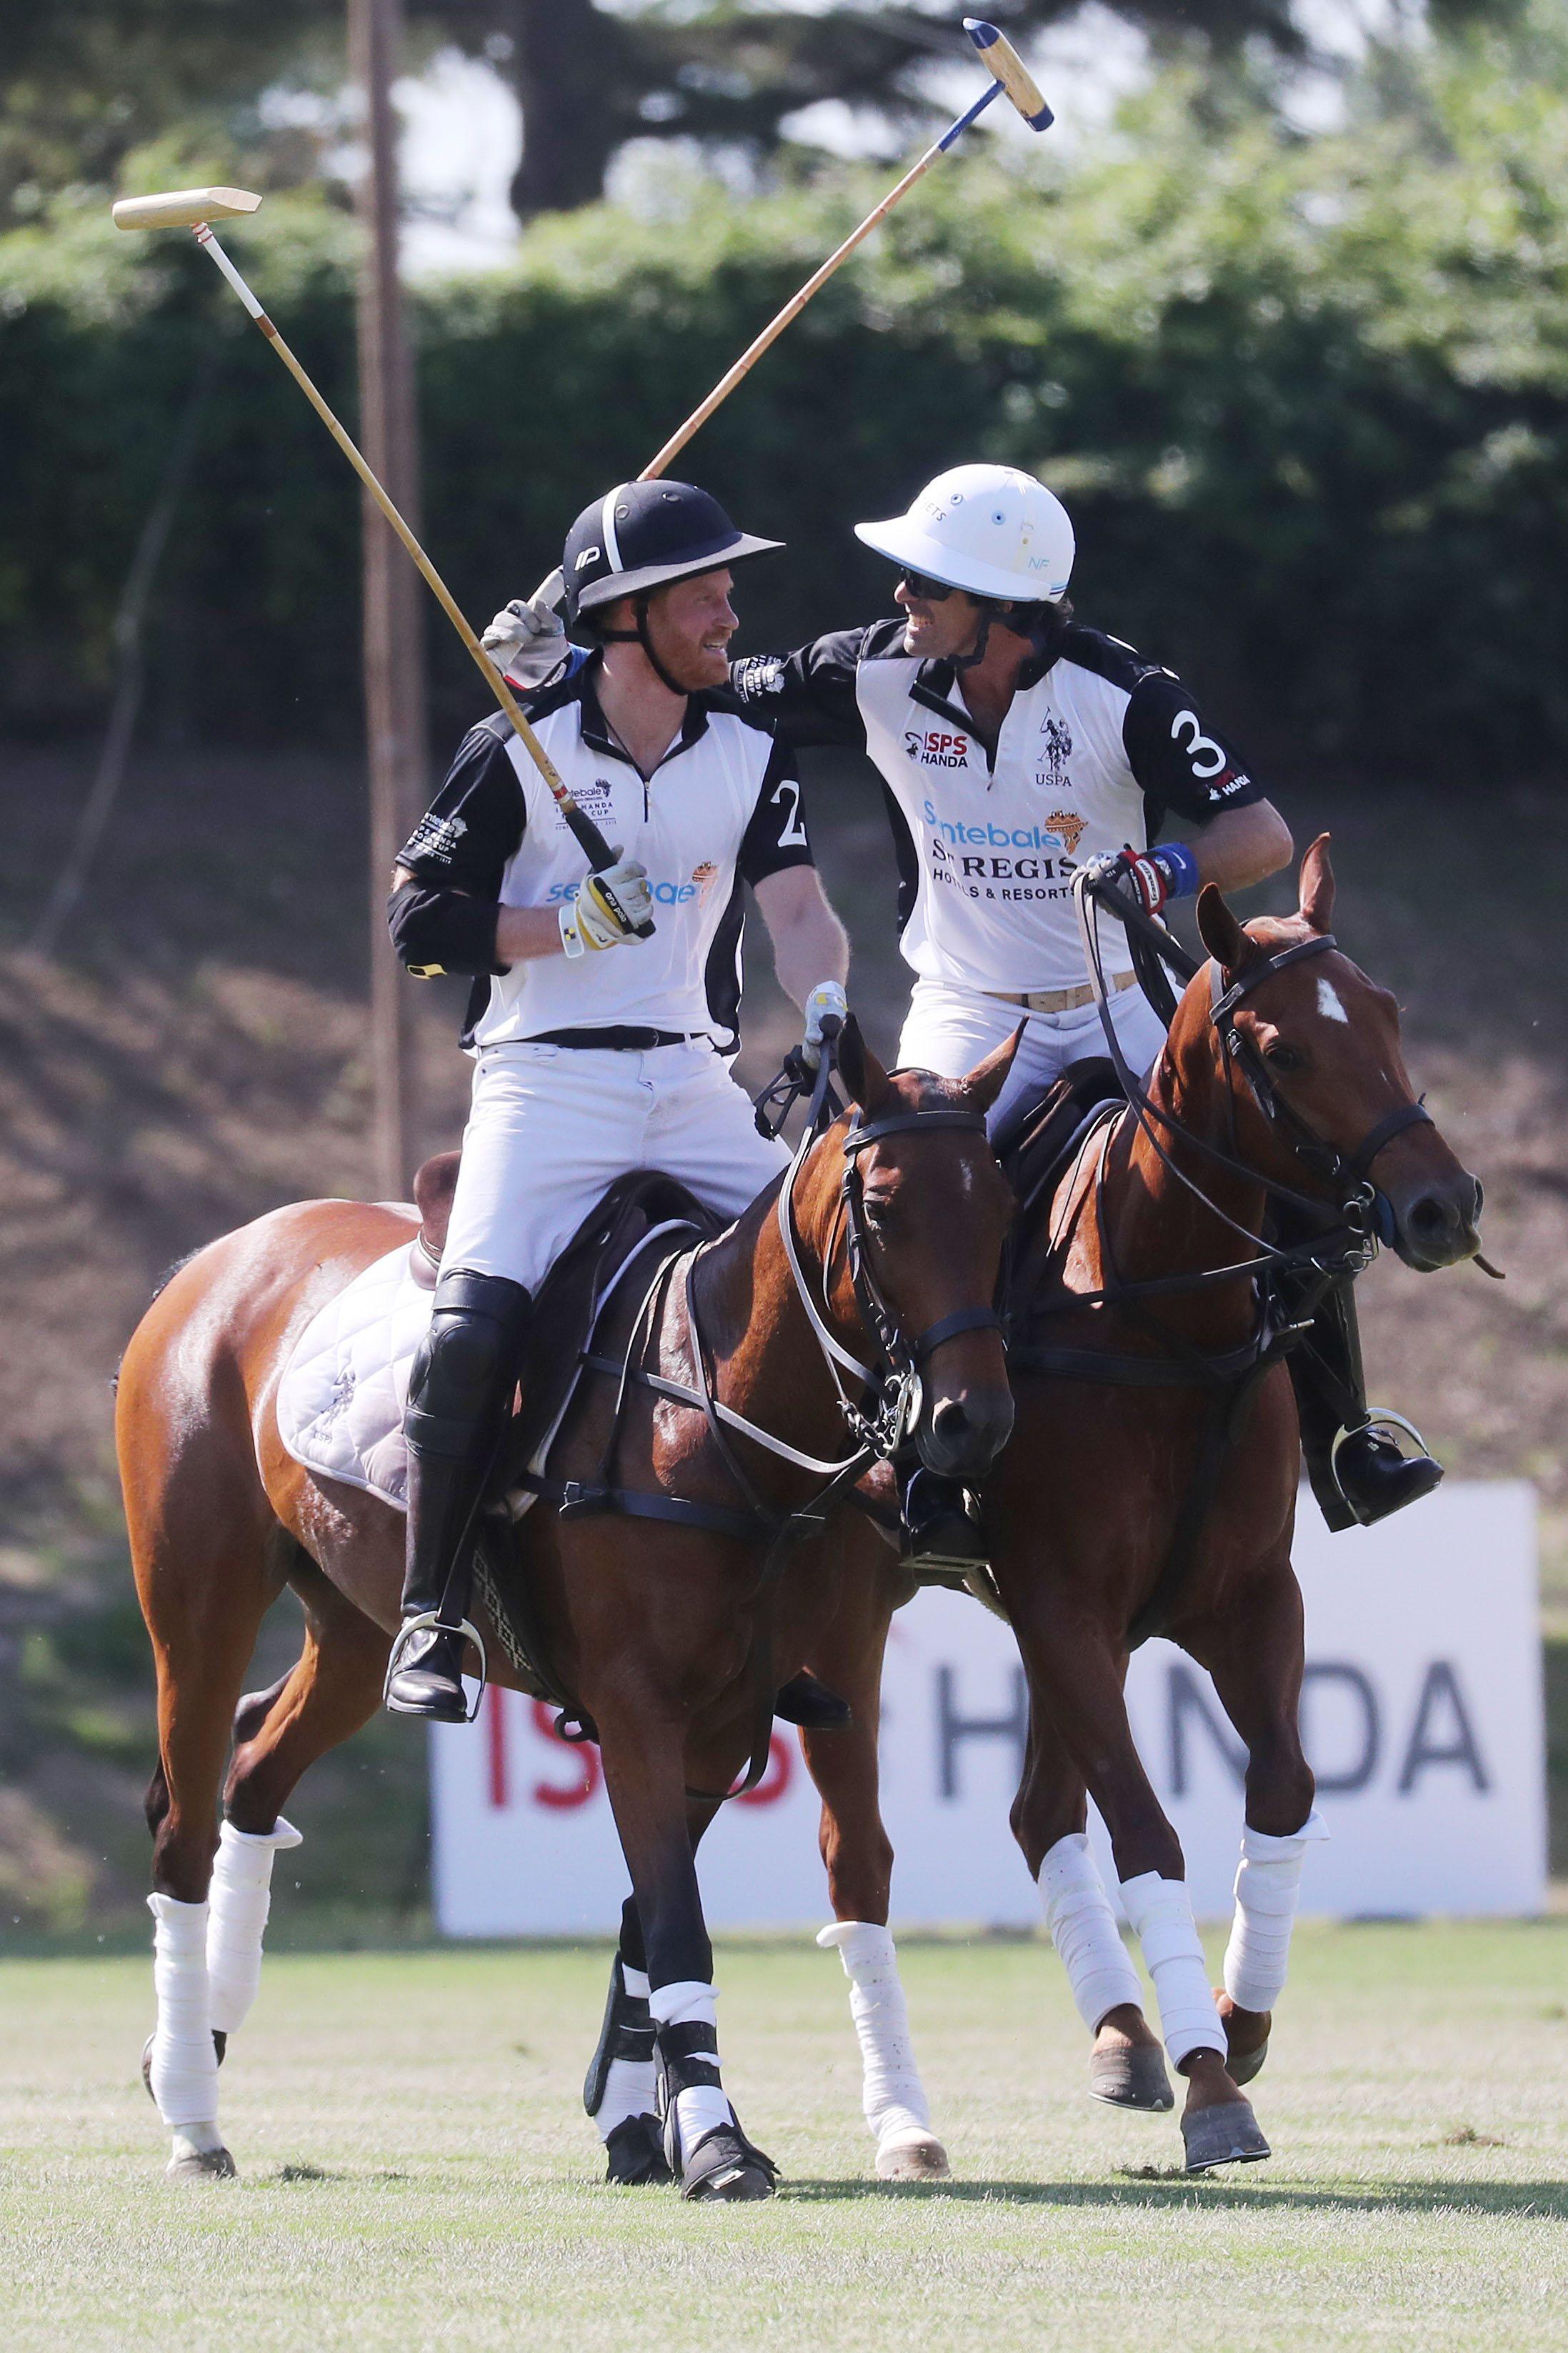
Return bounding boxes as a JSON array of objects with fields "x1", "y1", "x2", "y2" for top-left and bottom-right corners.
[
  {"x1": 759, "y1": 837, "x2": 1484, "y2": 2175},
  {"x1": 118, "y1": 1021, "x2": 1019, "y2": 2192}
]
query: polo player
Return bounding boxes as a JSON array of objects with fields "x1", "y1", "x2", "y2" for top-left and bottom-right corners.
[{"x1": 383, "y1": 482, "x2": 850, "y2": 1723}]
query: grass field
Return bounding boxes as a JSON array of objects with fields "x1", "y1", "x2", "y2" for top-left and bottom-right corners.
[{"x1": 1, "y1": 1926, "x2": 1564, "y2": 2350}]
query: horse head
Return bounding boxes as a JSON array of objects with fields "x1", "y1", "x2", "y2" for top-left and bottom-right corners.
[
  {"x1": 1189, "y1": 834, "x2": 1483, "y2": 1271},
  {"x1": 795, "y1": 1016, "x2": 1019, "y2": 1481}
]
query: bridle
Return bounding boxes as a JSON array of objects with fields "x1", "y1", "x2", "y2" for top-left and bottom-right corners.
[
  {"x1": 1208, "y1": 935, "x2": 1432, "y2": 1241},
  {"x1": 769, "y1": 1025, "x2": 1003, "y2": 1461},
  {"x1": 1072, "y1": 872, "x2": 1432, "y2": 1278}
]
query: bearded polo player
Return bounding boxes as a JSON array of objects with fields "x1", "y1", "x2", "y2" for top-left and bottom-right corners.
[{"x1": 384, "y1": 482, "x2": 853, "y2": 1728}]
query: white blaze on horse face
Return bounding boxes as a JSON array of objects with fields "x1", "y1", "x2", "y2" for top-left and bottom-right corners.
[{"x1": 1317, "y1": 977, "x2": 1350, "y2": 1025}]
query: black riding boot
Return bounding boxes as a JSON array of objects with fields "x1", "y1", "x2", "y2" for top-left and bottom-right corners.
[
  {"x1": 899, "y1": 1463, "x2": 989, "y2": 1571},
  {"x1": 384, "y1": 1268, "x2": 533, "y2": 1722},
  {"x1": 1287, "y1": 1273, "x2": 1442, "y2": 1532}
]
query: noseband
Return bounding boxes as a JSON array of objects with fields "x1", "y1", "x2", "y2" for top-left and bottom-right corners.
[{"x1": 779, "y1": 1085, "x2": 1001, "y2": 1458}]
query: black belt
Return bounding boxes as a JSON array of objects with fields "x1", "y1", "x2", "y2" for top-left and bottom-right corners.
[{"x1": 524, "y1": 1026, "x2": 703, "y2": 1052}]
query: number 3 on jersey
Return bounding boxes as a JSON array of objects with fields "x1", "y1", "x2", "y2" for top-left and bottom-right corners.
[
  {"x1": 1170, "y1": 709, "x2": 1226, "y2": 779},
  {"x1": 772, "y1": 777, "x2": 809, "y2": 848}
]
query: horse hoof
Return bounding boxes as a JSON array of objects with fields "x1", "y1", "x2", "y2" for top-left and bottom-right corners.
[
  {"x1": 679, "y1": 2123, "x2": 779, "y2": 2203},
  {"x1": 1225, "y1": 2035, "x2": 1269, "y2": 2088},
  {"x1": 1089, "y1": 2044, "x2": 1174, "y2": 2111},
  {"x1": 142, "y1": 2029, "x2": 228, "y2": 2103},
  {"x1": 604, "y1": 2114, "x2": 674, "y2": 2187},
  {"x1": 876, "y1": 2129, "x2": 950, "y2": 2182},
  {"x1": 1182, "y1": 2097, "x2": 1271, "y2": 2174},
  {"x1": 165, "y1": 2143, "x2": 238, "y2": 2183}
]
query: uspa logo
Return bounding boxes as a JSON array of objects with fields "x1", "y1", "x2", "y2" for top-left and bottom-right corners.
[{"x1": 1037, "y1": 713, "x2": 1074, "y2": 787}]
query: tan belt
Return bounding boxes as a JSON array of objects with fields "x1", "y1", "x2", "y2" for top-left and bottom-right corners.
[{"x1": 986, "y1": 970, "x2": 1139, "y2": 1016}]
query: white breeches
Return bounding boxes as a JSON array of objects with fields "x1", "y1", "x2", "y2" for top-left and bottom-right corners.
[
  {"x1": 1119, "y1": 1871, "x2": 1227, "y2": 2069},
  {"x1": 1039, "y1": 1833, "x2": 1144, "y2": 2034},
  {"x1": 1222, "y1": 1809, "x2": 1328, "y2": 2013},
  {"x1": 897, "y1": 975, "x2": 1169, "y2": 1133},
  {"x1": 440, "y1": 1039, "x2": 790, "y2": 1293},
  {"x1": 818, "y1": 1921, "x2": 933, "y2": 2149}
]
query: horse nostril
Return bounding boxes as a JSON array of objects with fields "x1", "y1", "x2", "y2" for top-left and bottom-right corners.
[
  {"x1": 932, "y1": 1398, "x2": 971, "y2": 1446},
  {"x1": 1407, "y1": 1195, "x2": 1449, "y2": 1236},
  {"x1": 1472, "y1": 1175, "x2": 1484, "y2": 1221}
]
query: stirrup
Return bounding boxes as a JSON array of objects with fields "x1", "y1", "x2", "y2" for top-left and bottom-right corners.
[
  {"x1": 1329, "y1": 1408, "x2": 1428, "y2": 1492},
  {"x1": 383, "y1": 1611, "x2": 489, "y2": 1723}
]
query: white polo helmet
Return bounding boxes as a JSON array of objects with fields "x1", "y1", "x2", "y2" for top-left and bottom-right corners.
[{"x1": 854, "y1": 463, "x2": 1074, "y2": 604}]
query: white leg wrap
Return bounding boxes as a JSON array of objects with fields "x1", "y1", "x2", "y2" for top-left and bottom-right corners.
[
  {"x1": 593, "y1": 1964, "x2": 659, "y2": 2141},
  {"x1": 1119, "y1": 1871, "x2": 1226, "y2": 2069},
  {"x1": 1222, "y1": 1808, "x2": 1329, "y2": 2014},
  {"x1": 206, "y1": 1816, "x2": 302, "y2": 2038},
  {"x1": 649, "y1": 1979, "x2": 732, "y2": 2151},
  {"x1": 147, "y1": 1894, "x2": 221, "y2": 2141},
  {"x1": 817, "y1": 1921, "x2": 932, "y2": 2146},
  {"x1": 1038, "y1": 1834, "x2": 1145, "y2": 2036}
]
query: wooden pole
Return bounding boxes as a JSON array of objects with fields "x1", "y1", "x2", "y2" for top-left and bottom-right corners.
[{"x1": 350, "y1": 0, "x2": 427, "y2": 1200}]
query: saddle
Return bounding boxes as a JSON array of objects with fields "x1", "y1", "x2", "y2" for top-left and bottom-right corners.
[
  {"x1": 410, "y1": 1150, "x2": 723, "y2": 1482},
  {"x1": 993, "y1": 1057, "x2": 1124, "y2": 1223}
]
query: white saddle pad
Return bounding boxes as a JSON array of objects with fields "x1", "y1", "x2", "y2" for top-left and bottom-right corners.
[
  {"x1": 276, "y1": 1239, "x2": 433, "y2": 1511},
  {"x1": 274, "y1": 1214, "x2": 701, "y2": 1516}
]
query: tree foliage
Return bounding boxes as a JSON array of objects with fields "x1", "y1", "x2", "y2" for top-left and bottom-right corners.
[{"x1": 1, "y1": 16, "x2": 1564, "y2": 774}]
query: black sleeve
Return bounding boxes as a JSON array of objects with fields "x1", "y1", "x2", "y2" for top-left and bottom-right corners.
[
  {"x1": 386, "y1": 722, "x2": 526, "y2": 977},
  {"x1": 738, "y1": 738, "x2": 817, "y2": 888},
  {"x1": 729, "y1": 629, "x2": 871, "y2": 750},
  {"x1": 1122, "y1": 669, "x2": 1264, "y2": 832}
]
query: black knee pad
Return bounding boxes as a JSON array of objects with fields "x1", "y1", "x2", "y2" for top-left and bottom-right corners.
[{"x1": 406, "y1": 1269, "x2": 532, "y2": 1459}]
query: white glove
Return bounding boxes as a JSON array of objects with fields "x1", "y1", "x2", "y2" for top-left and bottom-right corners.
[
  {"x1": 481, "y1": 594, "x2": 569, "y2": 690},
  {"x1": 802, "y1": 980, "x2": 849, "y2": 1069},
  {"x1": 559, "y1": 850, "x2": 654, "y2": 957}
]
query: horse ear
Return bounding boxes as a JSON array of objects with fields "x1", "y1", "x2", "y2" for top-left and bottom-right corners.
[
  {"x1": 835, "y1": 1013, "x2": 892, "y2": 1114},
  {"x1": 1299, "y1": 832, "x2": 1336, "y2": 932},
  {"x1": 958, "y1": 1022, "x2": 1025, "y2": 1115},
  {"x1": 1197, "y1": 882, "x2": 1247, "y2": 972}
]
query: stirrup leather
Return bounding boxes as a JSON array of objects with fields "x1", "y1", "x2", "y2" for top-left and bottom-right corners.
[
  {"x1": 383, "y1": 1611, "x2": 489, "y2": 1723},
  {"x1": 1329, "y1": 1408, "x2": 1431, "y2": 1513}
]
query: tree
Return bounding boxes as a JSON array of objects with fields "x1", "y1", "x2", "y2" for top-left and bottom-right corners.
[
  {"x1": 0, "y1": 1, "x2": 1314, "y2": 234},
  {"x1": 0, "y1": 1, "x2": 339, "y2": 228},
  {"x1": 428, "y1": 0, "x2": 1307, "y2": 220}
]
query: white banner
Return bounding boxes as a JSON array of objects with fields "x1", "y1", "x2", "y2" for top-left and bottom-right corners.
[{"x1": 431, "y1": 1481, "x2": 1544, "y2": 1933}]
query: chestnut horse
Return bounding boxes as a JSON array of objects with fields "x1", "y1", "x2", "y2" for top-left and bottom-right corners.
[
  {"x1": 118, "y1": 1022, "x2": 1018, "y2": 2193},
  {"x1": 728, "y1": 839, "x2": 1483, "y2": 2176}
]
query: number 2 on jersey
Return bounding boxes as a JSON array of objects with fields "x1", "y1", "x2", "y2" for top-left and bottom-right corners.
[{"x1": 772, "y1": 777, "x2": 809, "y2": 848}]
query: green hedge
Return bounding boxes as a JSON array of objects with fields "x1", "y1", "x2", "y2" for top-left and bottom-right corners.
[{"x1": 2, "y1": 20, "x2": 1565, "y2": 773}]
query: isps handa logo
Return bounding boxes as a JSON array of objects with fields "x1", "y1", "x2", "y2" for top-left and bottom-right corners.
[
  {"x1": 904, "y1": 727, "x2": 973, "y2": 770},
  {"x1": 1044, "y1": 810, "x2": 1085, "y2": 857}
]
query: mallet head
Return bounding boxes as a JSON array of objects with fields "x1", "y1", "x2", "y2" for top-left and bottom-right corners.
[
  {"x1": 964, "y1": 20, "x2": 1054, "y2": 131},
  {"x1": 111, "y1": 187, "x2": 263, "y2": 232}
]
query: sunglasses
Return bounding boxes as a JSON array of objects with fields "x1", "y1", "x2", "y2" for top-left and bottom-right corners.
[{"x1": 897, "y1": 570, "x2": 957, "y2": 603}]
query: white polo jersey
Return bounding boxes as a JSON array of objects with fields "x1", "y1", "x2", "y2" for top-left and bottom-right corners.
[
  {"x1": 392, "y1": 652, "x2": 814, "y2": 1050},
  {"x1": 732, "y1": 620, "x2": 1262, "y2": 995}
]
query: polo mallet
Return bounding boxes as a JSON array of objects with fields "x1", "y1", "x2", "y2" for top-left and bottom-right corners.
[
  {"x1": 532, "y1": 17, "x2": 1054, "y2": 607},
  {"x1": 110, "y1": 185, "x2": 644, "y2": 912}
]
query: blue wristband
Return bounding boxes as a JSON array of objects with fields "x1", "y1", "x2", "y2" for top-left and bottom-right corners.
[{"x1": 1150, "y1": 841, "x2": 1201, "y2": 900}]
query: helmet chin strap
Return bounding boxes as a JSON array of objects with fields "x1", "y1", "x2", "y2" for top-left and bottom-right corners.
[
  {"x1": 599, "y1": 594, "x2": 697, "y2": 697},
  {"x1": 949, "y1": 605, "x2": 994, "y2": 675}
]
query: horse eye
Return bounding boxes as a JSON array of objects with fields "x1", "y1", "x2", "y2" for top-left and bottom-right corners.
[{"x1": 1264, "y1": 1040, "x2": 1305, "y2": 1074}]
